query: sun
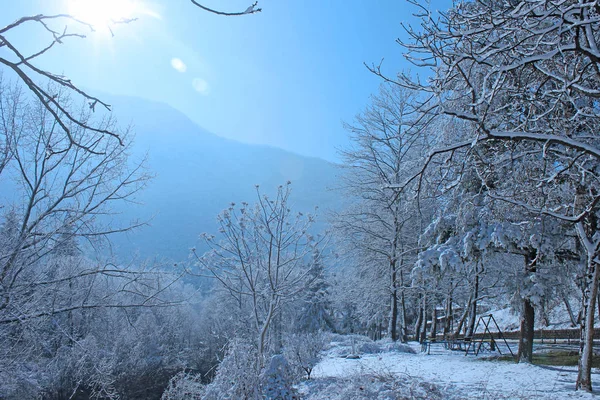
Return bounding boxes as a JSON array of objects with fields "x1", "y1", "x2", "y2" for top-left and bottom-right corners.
[{"x1": 69, "y1": 0, "x2": 137, "y2": 32}]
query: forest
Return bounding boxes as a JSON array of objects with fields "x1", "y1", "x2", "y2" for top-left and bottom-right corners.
[{"x1": 2, "y1": 0, "x2": 600, "y2": 399}]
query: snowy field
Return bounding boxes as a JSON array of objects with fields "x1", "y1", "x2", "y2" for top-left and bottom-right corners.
[{"x1": 301, "y1": 336, "x2": 599, "y2": 399}]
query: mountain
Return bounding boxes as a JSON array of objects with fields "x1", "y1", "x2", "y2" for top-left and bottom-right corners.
[{"x1": 104, "y1": 95, "x2": 342, "y2": 262}]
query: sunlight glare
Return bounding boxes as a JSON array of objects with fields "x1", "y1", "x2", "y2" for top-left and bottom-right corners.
[{"x1": 69, "y1": 0, "x2": 137, "y2": 32}]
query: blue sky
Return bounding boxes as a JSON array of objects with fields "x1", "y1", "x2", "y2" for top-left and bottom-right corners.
[{"x1": 2, "y1": 0, "x2": 450, "y2": 162}]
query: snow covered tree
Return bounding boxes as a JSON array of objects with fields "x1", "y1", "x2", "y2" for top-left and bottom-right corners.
[
  {"x1": 381, "y1": 0, "x2": 600, "y2": 390},
  {"x1": 195, "y1": 183, "x2": 325, "y2": 364},
  {"x1": 0, "y1": 83, "x2": 154, "y2": 328},
  {"x1": 415, "y1": 164, "x2": 577, "y2": 361},
  {"x1": 334, "y1": 82, "x2": 431, "y2": 341},
  {"x1": 293, "y1": 249, "x2": 334, "y2": 333},
  {"x1": 0, "y1": 80, "x2": 199, "y2": 399}
]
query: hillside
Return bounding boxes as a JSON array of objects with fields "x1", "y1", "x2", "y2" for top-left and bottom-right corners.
[{"x1": 104, "y1": 95, "x2": 343, "y2": 262}]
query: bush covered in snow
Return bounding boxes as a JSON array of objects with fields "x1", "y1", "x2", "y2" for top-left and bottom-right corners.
[
  {"x1": 283, "y1": 332, "x2": 326, "y2": 380},
  {"x1": 261, "y1": 354, "x2": 298, "y2": 399},
  {"x1": 323, "y1": 334, "x2": 374, "y2": 358},
  {"x1": 300, "y1": 373, "x2": 448, "y2": 400},
  {"x1": 323, "y1": 334, "x2": 415, "y2": 358},
  {"x1": 378, "y1": 338, "x2": 417, "y2": 354},
  {"x1": 202, "y1": 339, "x2": 301, "y2": 400},
  {"x1": 203, "y1": 339, "x2": 261, "y2": 400},
  {"x1": 161, "y1": 371, "x2": 205, "y2": 400}
]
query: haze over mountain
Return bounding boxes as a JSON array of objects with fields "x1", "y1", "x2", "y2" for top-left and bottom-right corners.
[{"x1": 105, "y1": 95, "x2": 343, "y2": 262}]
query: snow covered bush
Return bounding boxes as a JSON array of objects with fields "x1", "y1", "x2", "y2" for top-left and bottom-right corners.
[
  {"x1": 161, "y1": 371, "x2": 205, "y2": 400},
  {"x1": 322, "y1": 334, "x2": 376, "y2": 358},
  {"x1": 357, "y1": 339, "x2": 416, "y2": 355},
  {"x1": 283, "y1": 332, "x2": 326, "y2": 380},
  {"x1": 261, "y1": 354, "x2": 298, "y2": 399},
  {"x1": 301, "y1": 373, "x2": 447, "y2": 400},
  {"x1": 36, "y1": 335, "x2": 119, "y2": 400},
  {"x1": 358, "y1": 342, "x2": 384, "y2": 355},
  {"x1": 203, "y1": 339, "x2": 262, "y2": 400},
  {"x1": 0, "y1": 364, "x2": 45, "y2": 399},
  {"x1": 204, "y1": 338, "x2": 304, "y2": 399},
  {"x1": 379, "y1": 339, "x2": 416, "y2": 354}
]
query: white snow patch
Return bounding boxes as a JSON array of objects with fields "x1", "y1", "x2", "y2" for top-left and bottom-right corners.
[{"x1": 309, "y1": 339, "x2": 598, "y2": 399}]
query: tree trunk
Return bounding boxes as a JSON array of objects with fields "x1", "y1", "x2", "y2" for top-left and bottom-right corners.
[
  {"x1": 454, "y1": 294, "x2": 472, "y2": 337},
  {"x1": 389, "y1": 203, "x2": 402, "y2": 342},
  {"x1": 467, "y1": 273, "x2": 479, "y2": 338},
  {"x1": 540, "y1": 300, "x2": 550, "y2": 327},
  {"x1": 576, "y1": 255, "x2": 600, "y2": 392},
  {"x1": 443, "y1": 292, "x2": 453, "y2": 338},
  {"x1": 420, "y1": 293, "x2": 428, "y2": 343},
  {"x1": 258, "y1": 297, "x2": 277, "y2": 366},
  {"x1": 517, "y1": 298, "x2": 535, "y2": 363},
  {"x1": 274, "y1": 309, "x2": 283, "y2": 353},
  {"x1": 414, "y1": 298, "x2": 423, "y2": 342},
  {"x1": 389, "y1": 259, "x2": 398, "y2": 341},
  {"x1": 563, "y1": 292, "x2": 578, "y2": 328},
  {"x1": 430, "y1": 304, "x2": 437, "y2": 340},
  {"x1": 518, "y1": 251, "x2": 536, "y2": 363},
  {"x1": 400, "y1": 270, "x2": 408, "y2": 343},
  {"x1": 67, "y1": 278, "x2": 75, "y2": 346}
]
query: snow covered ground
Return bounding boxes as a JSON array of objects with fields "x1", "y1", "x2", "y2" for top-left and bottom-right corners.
[
  {"x1": 302, "y1": 336, "x2": 599, "y2": 399},
  {"x1": 484, "y1": 307, "x2": 582, "y2": 332}
]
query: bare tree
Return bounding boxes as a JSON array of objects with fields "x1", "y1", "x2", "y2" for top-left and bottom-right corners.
[
  {"x1": 334, "y1": 83, "x2": 429, "y2": 342},
  {"x1": 0, "y1": 1, "x2": 260, "y2": 151},
  {"x1": 0, "y1": 80, "x2": 182, "y2": 329},
  {"x1": 193, "y1": 183, "x2": 325, "y2": 363},
  {"x1": 0, "y1": 79, "x2": 197, "y2": 398}
]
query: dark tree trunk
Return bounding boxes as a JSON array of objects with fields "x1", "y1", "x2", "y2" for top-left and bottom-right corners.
[
  {"x1": 540, "y1": 300, "x2": 550, "y2": 327},
  {"x1": 274, "y1": 309, "x2": 283, "y2": 352},
  {"x1": 389, "y1": 204, "x2": 402, "y2": 342},
  {"x1": 574, "y1": 193, "x2": 599, "y2": 391},
  {"x1": 467, "y1": 272, "x2": 479, "y2": 338},
  {"x1": 389, "y1": 260, "x2": 398, "y2": 341},
  {"x1": 420, "y1": 293, "x2": 428, "y2": 343},
  {"x1": 414, "y1": 297, "x2": 423, "y2": 342},
  {"x1": 430, "y1": 304, "x2": 437, "y2": 340},
  {"x1": 443, "y1": 292, "x2": 453, "y2": 338},
  {"x1": 576, "y1": 253, "x2": 600, "y2": 392},
  {"x1": 517, "y1": 298, "x2": 535, "y2": 363},
  {"x1": 454, "y1": 294, "x2": 472, "y2": 337},
  {"x1": 400, "y1": 270, "x2": 408, "y2": 343},
  {"x1": 563, "y1": 292, "x2": 577, "y2": 328},
  {"x1": 518, "y1": 250, "x2": 537, "y2": 363}
]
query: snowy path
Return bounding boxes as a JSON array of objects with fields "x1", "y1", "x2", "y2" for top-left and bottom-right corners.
[{"x1": 312, "y1": 342, "x2": 598, "y2": 399}]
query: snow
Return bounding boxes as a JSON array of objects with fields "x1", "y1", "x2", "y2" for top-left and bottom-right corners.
[
  {"x1": 483, "y1": 307, "x2": 521, "y2": 332},
  {"x1": 485, "y1": 306, "x2": 591, "y2": 333},
  {"x1": 307, "y1": 340, "x2": 599, "y2": 399}
]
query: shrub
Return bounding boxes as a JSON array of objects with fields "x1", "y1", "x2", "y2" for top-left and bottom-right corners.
[{"x1": 161, "y1": 371, "x2": 204, "y2": 400}]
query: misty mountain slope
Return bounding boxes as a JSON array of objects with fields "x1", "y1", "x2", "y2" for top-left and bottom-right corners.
[{"x1": 105, "y1": 95, "x2": 342, "y2": 262}]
